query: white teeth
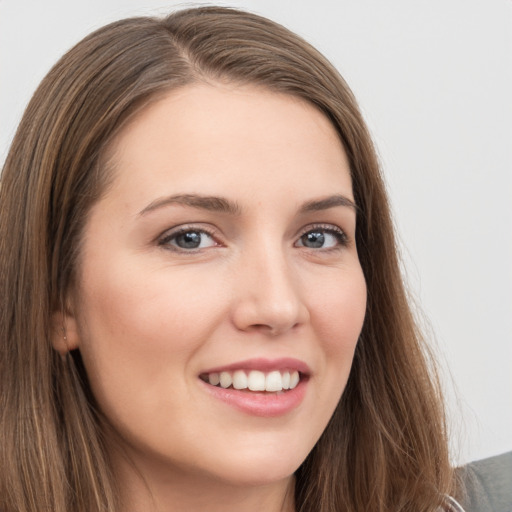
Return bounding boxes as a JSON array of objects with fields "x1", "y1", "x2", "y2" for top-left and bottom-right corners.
[
  {"x1": 248, "y1": 370, "x2": 266, "y2": 391},
  {"x1": 232, "y1": 370, "x2": 248, "y2": 390},
  {"x1": 205, "y1": 368, "x2": 303, "y2": 392},
  {"x1": 219, "y1": 371, "x2": 232, "y2": 388},
  {"x1": 289, "y1": 370, "x2": 300, "y2": 389},
  {"x1": 208, "y1": 372, "x2": 220, "y2": 386},
  {"x1": 282, "y1": 371, "x2": 290, "y2": 390},
  {"x1": 265, "y1": 370, "x2": 283, "y2": 392}
]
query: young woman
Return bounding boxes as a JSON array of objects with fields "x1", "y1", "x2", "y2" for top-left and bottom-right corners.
[{"x1": 0, "y1": 6, "x2": 464, "y2": 512}]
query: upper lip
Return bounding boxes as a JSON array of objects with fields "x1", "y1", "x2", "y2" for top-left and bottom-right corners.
[{"x1": 200, "y1": 357, "x2": 311, "y2": 375}]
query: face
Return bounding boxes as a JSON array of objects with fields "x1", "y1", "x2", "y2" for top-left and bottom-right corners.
[{"x1": 63, "y1": 84, "x2": 367, "y2": 489}]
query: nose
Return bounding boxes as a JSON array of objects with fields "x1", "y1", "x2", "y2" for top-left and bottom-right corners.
[{"x1": 230, "y1": 243, "x2": 310, "y2": 336}]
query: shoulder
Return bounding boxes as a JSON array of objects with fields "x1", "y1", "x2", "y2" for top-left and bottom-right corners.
[{"x1": 456, "y1": 451, "x2": 512, "y2": 512}]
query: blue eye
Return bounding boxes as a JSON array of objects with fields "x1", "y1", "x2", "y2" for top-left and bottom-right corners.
[
  {"x1": 296, "y1": 227, "x2": 347, "y2": 249},
  {"x1": 160, "y1": 229, "x2": 217, "y2": 250}
]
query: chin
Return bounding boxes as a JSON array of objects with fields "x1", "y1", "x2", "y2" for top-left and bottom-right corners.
[
  {"x1": 210, "y1": 462, "x2": 299, "y2": 488},
  {"x1": 199, "y1": 441, "x2": 309, "y2": 487}
]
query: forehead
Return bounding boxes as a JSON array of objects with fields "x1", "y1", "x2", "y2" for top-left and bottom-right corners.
[{"x1": 101, "y1": 83, "x2": 353, "y2": 212}]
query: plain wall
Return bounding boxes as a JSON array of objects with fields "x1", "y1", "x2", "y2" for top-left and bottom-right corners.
[{"x1": 1, "y1": 0, "x2": 511, "y2": 465}]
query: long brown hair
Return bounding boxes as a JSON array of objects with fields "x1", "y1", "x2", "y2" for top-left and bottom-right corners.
[{"x1": 0, "y1": 6, "x2": 455, "y2": 511}]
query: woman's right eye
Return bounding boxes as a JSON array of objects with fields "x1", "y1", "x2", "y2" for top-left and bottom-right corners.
[{"x1": 159, "y1": 228, "x2": 217, "y2": 251}]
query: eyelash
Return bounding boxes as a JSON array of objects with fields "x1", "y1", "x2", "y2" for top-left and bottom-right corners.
[
  {"x1": 157, "y1": 223, "x2": 349, "y2": 252},
  {"x1": 295, "y1": 224, "x2": 349, "y2": 251},
  {"x1": 158, "y1": 225, "x2": 219, "y2": 252}
]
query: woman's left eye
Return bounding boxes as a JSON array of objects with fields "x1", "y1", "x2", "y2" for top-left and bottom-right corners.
[
  {"x1": 295, "y1": 227, "x2": 348, "y2": 250},
  {"x1": 159, "y1": 229, "x2": 217, "y2": 251}
]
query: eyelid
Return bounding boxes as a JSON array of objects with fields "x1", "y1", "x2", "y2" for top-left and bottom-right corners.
[
  {"x1": 295, "y1": 223, "x2": 349, "y2": 248},
  {"x1": 155, "y1": 222, "x2": 349, "y2": 252},
  {"x1": 157, "y1": 224, "x2": 222, "y2": 250}
]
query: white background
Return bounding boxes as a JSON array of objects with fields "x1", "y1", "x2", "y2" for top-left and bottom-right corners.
[{"x1": 1, "y1": 0, "x2": 510, "y2": 466}]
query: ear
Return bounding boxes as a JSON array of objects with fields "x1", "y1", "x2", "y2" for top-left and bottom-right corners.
[{"x1": 50, "y1": 307, "x2": 80, "y2": 355}]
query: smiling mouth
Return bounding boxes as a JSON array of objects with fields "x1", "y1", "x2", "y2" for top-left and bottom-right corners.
[{"x1": 200, "y1": 369, "x2": 302, "y2": 393}]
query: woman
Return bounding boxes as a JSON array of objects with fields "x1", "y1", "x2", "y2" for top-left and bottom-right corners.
[{"x1": 0, "y1": 6, "x2": 463, "y2": 512}]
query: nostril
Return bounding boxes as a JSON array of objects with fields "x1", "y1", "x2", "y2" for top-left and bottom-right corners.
[{"x1": 245, "y1": 322, "x2": 300, "y2": 337}]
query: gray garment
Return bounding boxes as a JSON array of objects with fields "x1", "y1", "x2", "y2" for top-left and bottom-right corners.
[{"x1": 458, "y1": 452, "x2": 512, "y2": 512}]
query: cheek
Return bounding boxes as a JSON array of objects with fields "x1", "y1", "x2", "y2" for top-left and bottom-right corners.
[
  {"x1": 309, "y1": 267, "x2": 366, "y2": 411},
  {"x1": 74, "y1": 259, "x2": 227, "y2": 407},
  {"x1": 314, "y1": 268, "x2": 367, "y2": 357},
  {"x1": 79, "y1": 258, "x2": 222, "y2": 347}
]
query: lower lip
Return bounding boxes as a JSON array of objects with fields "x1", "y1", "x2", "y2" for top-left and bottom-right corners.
[{"x1": 200, "y1": 379, "x2": 308, "y2": 417}]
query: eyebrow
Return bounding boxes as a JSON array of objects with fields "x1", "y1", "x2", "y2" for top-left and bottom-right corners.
[
  {"x1": 299, "y1": 194, "x2": 358, "y2": 213},
  {"x1": 138, "y1": 192, "x2": 357, "y2": 217},
  {"x1": 139, "y1": 194, "x2": 242, "y2": 216}
]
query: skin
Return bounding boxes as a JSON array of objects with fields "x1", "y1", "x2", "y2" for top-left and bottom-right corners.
[{"x1": 55, "y1": 84, "x2": 367, "y2": 512}]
